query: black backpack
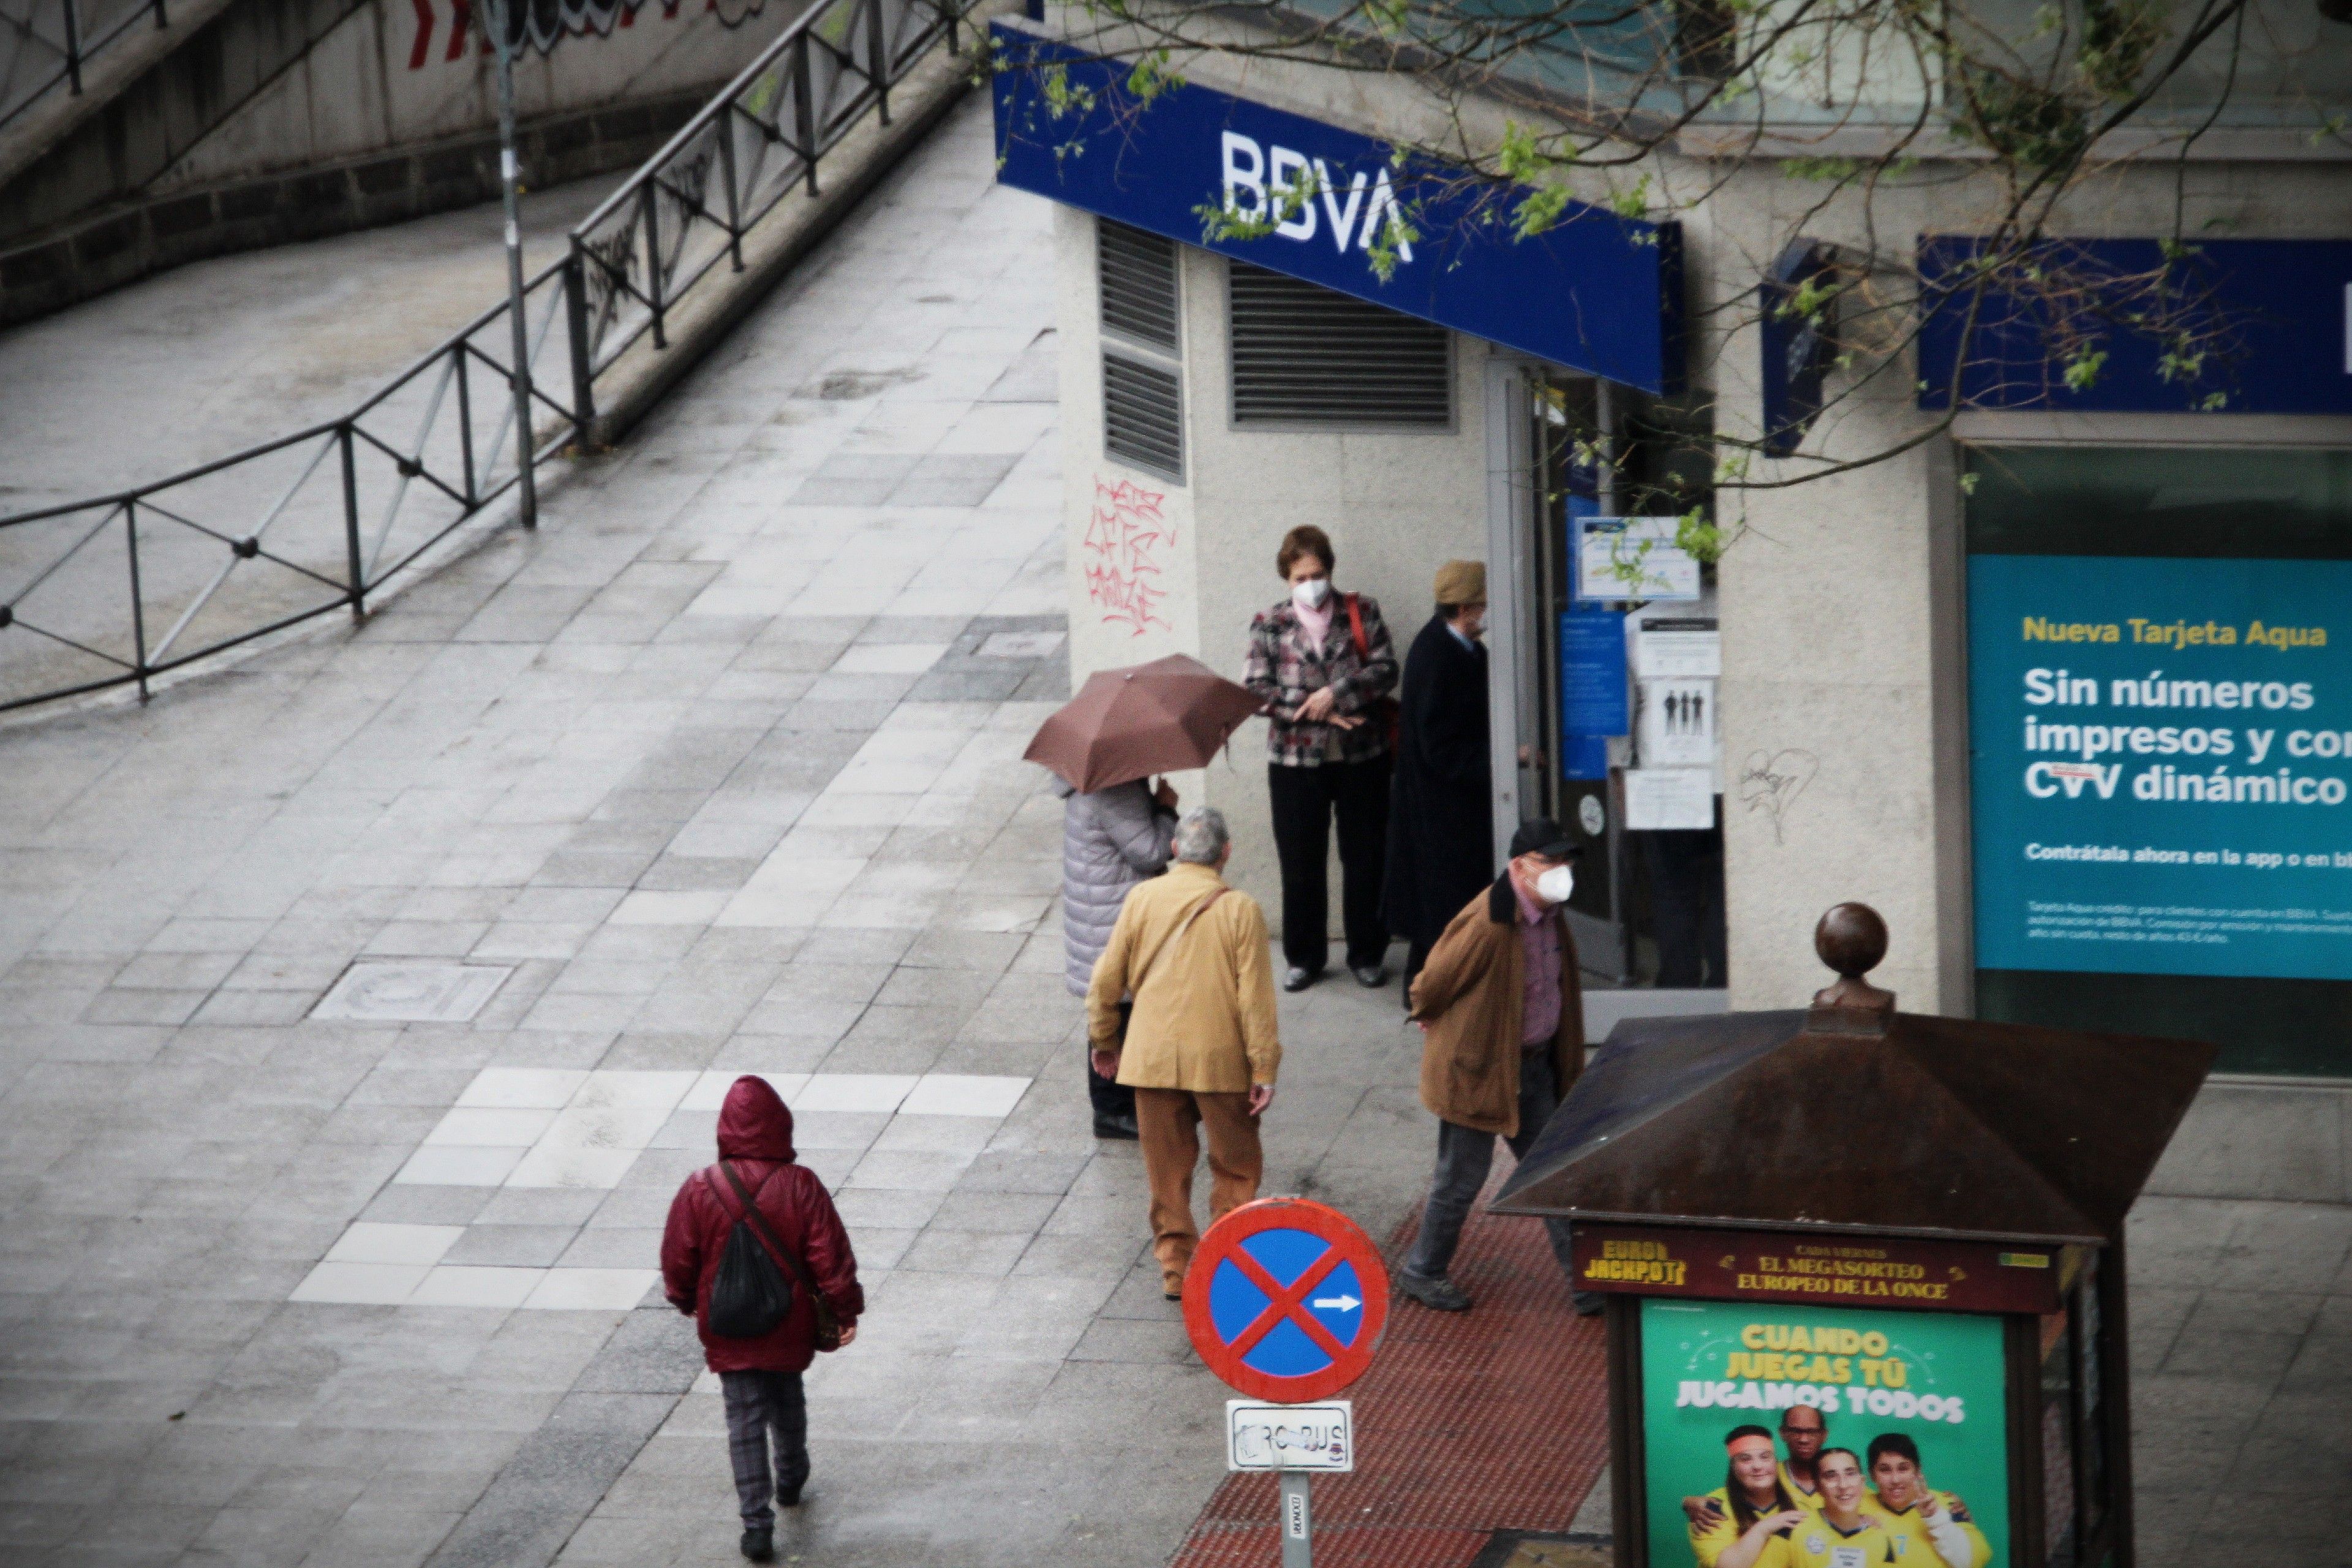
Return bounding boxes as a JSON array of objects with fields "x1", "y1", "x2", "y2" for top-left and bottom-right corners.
[{"x1": 704, "y1": 1163, "x2": 794, "y2": 1339}]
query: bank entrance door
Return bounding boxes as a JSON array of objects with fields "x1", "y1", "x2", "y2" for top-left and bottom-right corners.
[{"x1": 1485, "y1": 360, "x2": 1726, "y2": 989}]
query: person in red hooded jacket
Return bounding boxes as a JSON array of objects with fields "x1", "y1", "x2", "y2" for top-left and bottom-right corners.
[{"x1": 662, "y1": 1076, "x2": 862, "y2": 1564}]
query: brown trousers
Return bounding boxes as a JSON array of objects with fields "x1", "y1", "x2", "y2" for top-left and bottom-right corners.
[{"x1": 1134, "y1": 1087, "x2": 1264, "y2": 1291}]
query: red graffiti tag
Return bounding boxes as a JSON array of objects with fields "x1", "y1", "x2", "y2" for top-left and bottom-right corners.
[{"x1": 1082, "y1": 478, "x2": 1174, "y2": 635}]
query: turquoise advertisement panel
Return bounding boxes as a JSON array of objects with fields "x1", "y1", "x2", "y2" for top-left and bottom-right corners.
[
  {"x1": 1640, "y1": 1300, "x2": 2009, "y2": 1568},
  {"x1": 1969, "y1": 554, "x2": 2352, "y2": 979}
]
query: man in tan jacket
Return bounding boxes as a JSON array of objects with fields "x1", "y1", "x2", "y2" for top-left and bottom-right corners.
[
  {"x1": 1087, "y1": 807, "x2": 1281, "y2": 1298},
  {"x1": 1398, "y1": 816, "x2": 1594, "y2": 1316}
]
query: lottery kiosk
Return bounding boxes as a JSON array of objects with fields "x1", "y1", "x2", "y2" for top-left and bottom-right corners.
[{"x1": 1493, "y1": 904, "x2": 2212, "y2": 1568}]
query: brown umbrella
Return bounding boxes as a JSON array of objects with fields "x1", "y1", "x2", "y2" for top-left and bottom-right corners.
[{"x1": 1025, "y1": 654, "x2": 1264, "y2": 793}]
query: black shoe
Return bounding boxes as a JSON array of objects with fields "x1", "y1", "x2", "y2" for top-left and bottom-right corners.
[
  {"x1": 741, "y1": 1526, "x2": 776, "y2": 1562},
  {"x1": 1574, "y1": 1291, "x2": 1606, "y2": 1317},
  {"x1": 1395, "y1": 1269, "x2": 1472, "y2": 1312},
  {"x1": 1283, "y1": 967, "x2": 1319, "y2": 992},
  {"x1": 778, "y1": 1485, "x2": 803, "y2": 1508},
  {"x1": 1093, "y1": 1114, "x2": 1140, "y2": 1140},
  {"x1": 1351, "y1": 963, "x2": 1387, "y2": 988}
]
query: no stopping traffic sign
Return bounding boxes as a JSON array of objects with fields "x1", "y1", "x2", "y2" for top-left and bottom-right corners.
[{"x1": 1182, "y1": 1198, "x2": 1389, "y2": 1403}]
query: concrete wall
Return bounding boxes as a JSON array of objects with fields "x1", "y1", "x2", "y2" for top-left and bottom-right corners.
[{"x1": 1055, "y1": 203, "x2": 1490, "y2": 933}]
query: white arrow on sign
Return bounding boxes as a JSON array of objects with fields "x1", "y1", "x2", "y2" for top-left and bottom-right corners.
[{"x1": 1312, "y1": 1294, "x2": 1360, "y2": 1312}]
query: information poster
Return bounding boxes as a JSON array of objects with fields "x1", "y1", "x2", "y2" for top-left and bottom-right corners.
[
  {"x1": 1969, "y1": 554, "x2": 2352, "y2": 979},
  {"x1": 1640, "y1": 1299, "x2": 2009, "y2": 1568}
]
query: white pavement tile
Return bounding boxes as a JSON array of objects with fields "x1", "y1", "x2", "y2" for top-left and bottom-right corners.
[
  {"x1": 522, "y1": 1268, "x2": 660, "y2": 1311},
  {"x1": 505, "y1": 1071, "x2": 695, "y2": 1188},
  {"x1": 458, "y1": 1068, "x2": 589, "y2": 1109},
  {"x1": 897, "y1": 1074, "x2": 1031, "y2": 1118},
  {"x1": 716, "y1": 855, "x2": 864, "y2": 927},
  {"x1": 424, "y1": 1107, "x2": 561, "y2": 1147},
  {"x1": 682, "y1": 1069, "x2": 812, "y2": 1110},
  {"x1": 411, "y1": 1265, "x2": 544, "y2": 1308},
  {"x1": 290, "y1": 1261, "x2": 433, "y2": 1305},
  {"x1": 793, "y1": 1073, "x2": 919, "y2": 1113},
  {"x1": 325, "y1": 1223, "x2": 467, "y2": 1265},
  {"x1": 393, "y1": 1145, "x2": 527, "y2": 1186}
]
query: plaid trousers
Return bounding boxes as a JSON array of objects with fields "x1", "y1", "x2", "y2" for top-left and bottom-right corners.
[{"x1": 719, "y1": 1369, "x2": 809, "y2": 1529}]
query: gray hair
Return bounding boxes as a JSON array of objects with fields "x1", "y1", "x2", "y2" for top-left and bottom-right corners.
[{"x1": 1172, "y1": 806, "x2": 1230, "y2": 866}]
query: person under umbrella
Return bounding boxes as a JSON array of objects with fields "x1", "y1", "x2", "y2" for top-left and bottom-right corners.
[{"x1": 1027, "y1": 655, "x2": 1261, "y2": 1141}]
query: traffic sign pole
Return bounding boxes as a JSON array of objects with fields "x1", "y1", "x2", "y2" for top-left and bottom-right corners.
[{"x1": 1280, "y1": 1470, "x2": 1313, "y2": 1567}]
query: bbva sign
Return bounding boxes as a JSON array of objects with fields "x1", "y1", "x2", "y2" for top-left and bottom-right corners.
[{"x1": 1218, "y1": 132, "x2": 1415, "y2": 264}]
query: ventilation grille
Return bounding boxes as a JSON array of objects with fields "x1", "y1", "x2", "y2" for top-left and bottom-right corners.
[
  {"x1": 1228, "y1": 262, "x2": 1452, "y2": 427},
  {"x1": 1103, "y1": 352, "x2": 1184, "y2": 480},
  {"x1": 1099, "y1": 220, "x2": 1180, "y2": 352}
]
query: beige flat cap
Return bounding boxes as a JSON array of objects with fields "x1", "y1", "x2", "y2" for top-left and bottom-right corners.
[{"x1": 1434, "y1": 559, "x2": 1487, "y2": 605}]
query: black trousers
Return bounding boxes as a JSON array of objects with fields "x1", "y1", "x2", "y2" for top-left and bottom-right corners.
[
  {"x1": 1267, "y1": 759, "x2": 1391, "y2": 973},
  {"x1": 1088, "y1": 1001, "x2": 1136, "y2": 1123}
]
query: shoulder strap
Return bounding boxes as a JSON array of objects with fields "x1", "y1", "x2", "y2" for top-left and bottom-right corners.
[
  {"x1": 1128, "y1": 886, "x2": 1232, "y2": 997},
  {"x1": 712, "y1": 1161, "x2": 824, "y2": 1304},
  {"x1": 1344, "y1": 593, "x2": 1370, "y2": 662}
]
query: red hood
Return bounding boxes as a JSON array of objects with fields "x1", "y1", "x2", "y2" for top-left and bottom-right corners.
[{"x1": 716, "y1": 1076, "x2": 796, "y2": 1162}]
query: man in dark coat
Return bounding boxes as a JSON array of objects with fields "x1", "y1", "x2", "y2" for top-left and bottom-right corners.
[
  {"x1": 662, "y1": 1076, "x2": 862, "y2": 1563},
  {"x1": 1382, "y1": 559, "x2": 1496, "y2": 1004}
]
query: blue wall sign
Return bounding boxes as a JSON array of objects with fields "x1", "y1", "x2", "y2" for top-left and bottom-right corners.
[
  {"x1": 1561, "y1": 608, "x2": 1629, "y2": 755},
  {"x1": 991, "y1": 28, "x2": 1685, "y2": 394},
  {"x1": 1969, "y1": 553, "x2": 2352, "y2": 981},
  {"x1": 1758, "y1": 239, "x2": 1836, "y2": 455},
  {"x1": 1919, "y1": 236, "x2": 2352, "y2": 414}
]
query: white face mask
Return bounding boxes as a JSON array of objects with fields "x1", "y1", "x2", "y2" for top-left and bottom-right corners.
[
  {"x1": 1535, "y1": 864, "x2": 1576, "y2": 905},
  {"x1": 1292, "y1": 578, "x2": 1332, "y2": 611}
]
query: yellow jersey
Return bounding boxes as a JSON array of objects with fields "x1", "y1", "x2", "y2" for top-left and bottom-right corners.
[
  {"x1": 1690, "y1": 1487, "x2": 1798, "y2": 1568},
  {"x1": 1785, "y1": 1515, "x2": 1899, "y2": 1568},
  {"x1": 1862, "y1": 1492, "x2": 1991, "y2": 1568},
  {"x1": 1780, "y1": 1464, "x2": 1826, "y2": 1514}
]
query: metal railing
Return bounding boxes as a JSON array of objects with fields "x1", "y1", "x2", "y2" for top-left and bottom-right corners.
[
  {"x1": 1, "y1": 0, "x2": 168, "y2": 132},
  {"x1": 0, "y1": 0, "x2": 967, "y2": 715}
]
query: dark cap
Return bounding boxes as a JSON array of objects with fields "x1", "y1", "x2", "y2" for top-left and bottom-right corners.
[{"x1": 1508, "y1": 817, "x2": 1581, "y2": 861}]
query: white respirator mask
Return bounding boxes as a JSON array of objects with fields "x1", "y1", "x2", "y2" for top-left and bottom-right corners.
[
  {"x1": 1535, "y1": 864, "x2": 1576, "y2": 905},
  {"x1": 1292, "y1": 578, "x2": 1332, "y2": 611}
]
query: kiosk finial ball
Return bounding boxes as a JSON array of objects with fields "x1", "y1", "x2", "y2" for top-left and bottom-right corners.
[{"x1": 1815, "y1": 903, "x2": 1887, "y2": 979}]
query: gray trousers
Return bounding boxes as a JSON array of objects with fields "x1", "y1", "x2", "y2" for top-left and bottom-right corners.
[
  {"x1": 1404, "y1": 1049, "x2": 1577, "y2": 1283},
  {"x1": 720, "y1": 1369, "x2": 809, "y2": 1529}
]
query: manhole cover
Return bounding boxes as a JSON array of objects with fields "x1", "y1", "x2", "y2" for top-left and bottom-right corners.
[
  {"x1": 312, "y1": 962, "x2": 515, "y2": 1023},
  {"x1": 978, "y1": 630, "x2": 1065, "y2": 660}
]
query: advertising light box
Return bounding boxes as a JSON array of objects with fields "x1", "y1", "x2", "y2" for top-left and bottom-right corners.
[{"x1": 1968, "y1": 553, "x2": 2352, "y2": 981}]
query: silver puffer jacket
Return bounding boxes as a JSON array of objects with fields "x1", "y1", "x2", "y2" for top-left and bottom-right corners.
[{"x1": 1053, "y1": 777, "x2": 1177, "y2": 996}]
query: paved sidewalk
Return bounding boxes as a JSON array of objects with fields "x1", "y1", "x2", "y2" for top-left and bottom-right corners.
[{"x1": 0, "y1": 85, "x2": 2345, "y2": 1568}]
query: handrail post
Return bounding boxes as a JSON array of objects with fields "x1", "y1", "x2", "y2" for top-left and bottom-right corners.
[
  {"x1": 793, "y1": 32, "x2": 818, "y2": 195},
  {"x1": 867, "y1": 0, "x2": 889, "y2": 124},
  {"x1": 455, "y1": 348, "x2": 478, "y2": 503},
  {"x1": 123, "y1": 502, "x2": 148, "y2": 700},
  {"x1": 339, "y1": 424, "x2": 366, "y2": 616},
  {"x1": 717, "y1": 123, "x2": 745, "y2": 273},
  {"x1": 563, "y1": 243, "x2": 598, "y2": 442},
  {"x1": 641, "y1": 183, "x2": 667, "y2": 350},
  {"x1": 61, "y1": 0, "x2": 83, "y2": 95}
]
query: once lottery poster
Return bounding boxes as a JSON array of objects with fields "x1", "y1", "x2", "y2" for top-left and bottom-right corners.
[{"x1": 1640, "y1": 1299, "x2": 2008, "y2": 1568}]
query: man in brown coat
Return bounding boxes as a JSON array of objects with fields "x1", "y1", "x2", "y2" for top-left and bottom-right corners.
[
  {"x1": 1086, "y1": 807, "x2": 1282, "y2": 1299},
  {"x1": 1396, "y1": 816, "x2": 1596, "y2": 1314}
]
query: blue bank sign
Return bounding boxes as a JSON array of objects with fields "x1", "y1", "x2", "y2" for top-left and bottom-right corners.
[
  {"x1": 1969, "y1": 554, "x2": 2352, "y2": 981},
  {"x1": 1920, "y1": 236, "x2": 2352, "y2": 415},
  {"x1": 990, "y1": 27, "x2": 1684, "y2": 394}
]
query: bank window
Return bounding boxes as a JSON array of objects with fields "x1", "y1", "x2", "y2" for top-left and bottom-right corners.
[
  {"x1": 1098, "y1": 219, "x2": 1185, "y2": 483},
  {"x1": 1226, "y1": 260, "x2": 1452, "y2": 428},
  {"x1": 1962, "y1": 444, "x2": 2352, "y2": 1076}
]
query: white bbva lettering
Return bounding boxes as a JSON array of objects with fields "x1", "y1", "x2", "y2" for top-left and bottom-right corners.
[{"x1": 1218, "y1": 134, "x2": 1413, "y2": 265}]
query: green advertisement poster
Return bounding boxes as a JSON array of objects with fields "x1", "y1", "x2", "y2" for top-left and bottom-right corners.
[{"x1": 1640, "y1": 1299, "x2": 2009, "y2": 1568}]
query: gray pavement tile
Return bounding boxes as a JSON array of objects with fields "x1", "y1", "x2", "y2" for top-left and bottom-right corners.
[
  {"x1": 554, "y1": 1229, "x2": 663, "y2": 1270},
  {"x1": 832, "y1": 1187, "x2": 946, "y2": 1231},
  {"x1": 359, "y1": 1186, "x2": 495, "y2": 1226},
  {"x1": 587, "y1": 1188, "x2": 676, "y2": 1229},
  {"x1": 896, "y1": 1229, "x2": 1030, "y2": 1276},
  {"x1": 954, "y1": 1152, "x2": 1087, "y2": 1196},
  {"x1": 80, "y1": 990, "x2": 208, "y2": 1027},
  {"x1": 1012, "y1": 1234, "x2": 1149, "y2": 1280},
  {"x1": 444, "y1": 1226, "x2": 580, "y2": 1268},
  {"x1": 475, "y1": 1189, "x2": 606, "y2": 1227}
]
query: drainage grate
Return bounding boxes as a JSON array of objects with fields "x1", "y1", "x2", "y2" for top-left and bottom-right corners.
[{"x1": 312, "y1": 961, "x2": 516, "y2": 1023}]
